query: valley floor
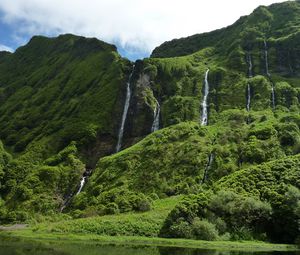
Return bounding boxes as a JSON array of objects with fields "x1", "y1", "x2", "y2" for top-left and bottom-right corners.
[{"x1": 0, "y1": 196, "x2": 298, "y2": 252}]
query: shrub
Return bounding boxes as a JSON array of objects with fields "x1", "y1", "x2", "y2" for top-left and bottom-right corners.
[
  {"x1": 209, "y1": 191, "x2": 272, "y2": 231},
  {"x1": 14, "y1": 185, "x2": 33, "y2": 201},
  {"x1": 231, "y1": 227, "x2": 254, "y2": 241},
  {"x1": 132, "y1": 195, "x2": 152, "y2": 212},
  {"x1": 192, "y1": 218, "x2": 219, "y2": 241},
  {"x1": 37, "y1": 166, "x2": 60, "y2": 188},
  {"x1": 270, "y1": 185, "x2": 300, "y2": 243},
  {"x1": 81, "y1": 206, "x2": 98, "y2": 218},
  {"x1": 104, "y1": 203, "x2": 119, "y2": 215},
  {"x1": 116, "y1": 197, "x2": 133, "y2": 213},
  {"x1": 169, "y1": 218, "x2": 193, "y2": 239},
  {"x1": 70, "y1": 209, "x2": 82, "y2": 219}
]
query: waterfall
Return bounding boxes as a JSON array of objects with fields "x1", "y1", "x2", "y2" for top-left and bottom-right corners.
[
  {"x1": 116, "y1": 65, "x2": 135, "y2": 152},
  {"x1": 151, "y1": 98, "x2": 160, "y2": 132},
  {"x1": 264, "y1": 40, "x2": 275, "y2": 109},
  {"x1": 76, "y1": 176, "x2": 86, "y2": 195},
  {"x1": 246, "y1": 84, "x2": 251, "y2": 112},
  {"x1": 202, "y1": 153, "x2": 214, "y2": 184},
  {"x1": 201, "y1": 69, "x2": 210, "y2": 126},
  {"x1": 246, "y1": 53, "x2": 253, "y2": 78},
  {"x1": 271, "y1": 86, "x2": 275, "y2": 109},
  {"x1": 60, "y1": 168, "x2": 92, "y2": 212}
]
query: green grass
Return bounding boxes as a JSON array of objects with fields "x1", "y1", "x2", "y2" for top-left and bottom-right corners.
[{"x1": 30, "y1": 196, "x2": 182, "y2": 237}]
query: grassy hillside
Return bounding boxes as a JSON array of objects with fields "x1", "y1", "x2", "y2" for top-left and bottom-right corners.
[
  {"x1": 68, "y1": 108, "x2": 300, "y2": 216},
  {"x1": 32, "y1": 196, "x2": 181, "y2": 237}
]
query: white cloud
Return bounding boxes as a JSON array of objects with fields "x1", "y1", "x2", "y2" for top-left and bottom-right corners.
[
  {"x1": 0, "y1": 0, "x2": 286, "y2": 56},
  {"x1": 0, "y1": 44, "x2": 13, "y2": 52}
]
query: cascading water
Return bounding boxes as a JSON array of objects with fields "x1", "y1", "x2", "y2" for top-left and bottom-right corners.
[
  {"x1": 271, "y1": 85, "x2": 275, "y2": 109},
  {"x1": 63, "y1": 65, "x2": 136, "y2": 211},
  {"x1": 151, "y1": 98, "x2": 160, "y2": 132},
  {"x1": 116, "y1": 65, "x2": 135, "y2": 152},
  {"x1": 76, "y1": 176, "x2": 86, "y2": 195},
  {"x1": 246, "y1": 84, "x2": 251, "y2": 112},
  {"x1": 264, "y1": 40, "x2": 275, "y2": 109},
  {"x1": 201, "y1": 69, "x2": 210, "y2": 126},
  {"x1": 202, "y1": 153, "x2": 214, "y2": 184},
  {"x1": 60, "y1": 168, "x2": 92, "y2": 211}
]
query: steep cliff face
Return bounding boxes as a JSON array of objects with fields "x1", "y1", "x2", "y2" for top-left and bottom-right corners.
[
  {"x1": 0, "y1": 35, "x2": 134, "y2": 219},
  {"x1": 0, "y1": 34, "x2": 165, "y2": 219},
  {"x1": 145, "y1": 1, "x2": 300, "y2": 128},
  {"x1": 117, "y1": 62, "x2": 158, "y2": 149},
  {"x1": 0, "y1": 34, "x2": 128, "y2": 159}
]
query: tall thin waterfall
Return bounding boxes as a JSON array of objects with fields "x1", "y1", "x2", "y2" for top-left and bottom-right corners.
[
  {"x1": 201, "y1": 69, "x2": 210, "y2": 126},
  {"x1": 202, "y1": 153, "x2": 214, "y2": 184},
  {"x1": 246, "y1": 84, "x2": 251, "y2": 112},
  {"x1": 116, "y1": 65, "x2": 135, "y2": 152},
  {"x1": 151, "y1": 98, "x2": 160, "y2": 132},
  {"x1": 264, "y1": 40, "x2": 275, "y2": 109},
  {"x1": 271, "y1": 86, "x2": 275, "y2": 109}
]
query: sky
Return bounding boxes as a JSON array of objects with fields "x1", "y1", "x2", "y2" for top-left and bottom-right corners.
[{"x1": 0, "y1": 0, "x2": 286, "y2": 60}]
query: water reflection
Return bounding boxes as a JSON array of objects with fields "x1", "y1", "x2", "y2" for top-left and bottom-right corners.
[
  {"x1": 0, "y1": 236, "x2": 298, "y2": 255},
  {"x1": 159, "y1": 246, "x2": 299, "y2": 255}
]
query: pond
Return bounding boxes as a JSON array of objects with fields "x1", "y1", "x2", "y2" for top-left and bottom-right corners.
[{"x1": 0, "y1": 236, "x2": 298, "y2": 255}]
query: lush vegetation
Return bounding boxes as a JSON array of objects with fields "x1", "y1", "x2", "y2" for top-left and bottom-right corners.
[
  {"x1": 0, "y1": 34, "x2": 133, "y2": 221},
  {"x1": 161, "y1": 155, "x2": 300, "y2": 243},
  {"x1": 69, "y1": 111, "x2": 300, "y2": 214},
  {"x1": 0, "y1": 0, "x2": 299, "y2": 246},
  {"x1": 31, "y1": 196, "x2": 181, "y2": 237},
  {"x1": 1, "y1": 195, "x2": 298, "y2": 252},
  {"x1": 151, "y1": 1, "x2": 300, "y2": 61}
]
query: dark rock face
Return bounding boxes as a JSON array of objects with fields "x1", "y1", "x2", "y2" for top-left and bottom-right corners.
[
  {"x1": 82, "y1": 134, "x2": 116, "y2": 168},
  {"x1": 274, "y1": 45, "x2": 300, "y2": 77}
]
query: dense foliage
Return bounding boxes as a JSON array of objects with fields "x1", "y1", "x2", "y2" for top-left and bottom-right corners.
[
  {"x1": 0, "y1": 0, "x2": 299, "y2": 245},
  {"x1": 161, "y1": 155, "x2": 300, "y2": 243}
]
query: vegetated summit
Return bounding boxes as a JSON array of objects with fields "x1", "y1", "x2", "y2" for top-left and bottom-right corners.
[{"x1": 0, "y1": 0, "x2": 299, "y2": 244}]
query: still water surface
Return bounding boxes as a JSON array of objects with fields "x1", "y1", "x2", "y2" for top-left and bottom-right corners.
[{"x1": 0, "y1": 236, "x2": 298, "y2": 255}]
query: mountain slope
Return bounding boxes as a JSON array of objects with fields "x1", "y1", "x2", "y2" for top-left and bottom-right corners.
[
  {"x1": 152, "y1": 1, "x2": 300, "y2": 60},
  {"x1": 69, "y1": 109, "x2": 300, "y2": 215},
  {"x1": 0, "y1": 34, "x2": 133, "y2": 221},
  {"x1": 0, "y1": 34, "x2": 168, "y2": 220},
  {"x1": 0, "y1": 34, "x2": 129, "y2": 164},
  {"x1": 0, "y1": 1, "x2": 299, "y2": 244}
]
